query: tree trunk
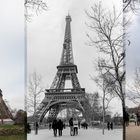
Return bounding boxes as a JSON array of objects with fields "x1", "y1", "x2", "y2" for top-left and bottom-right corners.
[
  {"x1": 122, "y1": 100, "x2": 126, "y2": 140},
  {"x1": 102, "y1": 92, "x2": 105, "y2": 135},
  {"x1": 102, "y1": 109, "x2": 105, "y2": 135}
]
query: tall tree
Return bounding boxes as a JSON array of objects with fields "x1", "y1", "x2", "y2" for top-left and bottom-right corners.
[
  {"x1": 94, "y1": 69, "x2": 115, "y2": 135},
  {"x1": 86, "y1": 2, "x2": 126, "y2": 140},
  {"x1": 84, "y1": 92, "x2": 102, "y2": 122},
  {"x1": 91, "y1": 92, "x2": 102, "y2": 121},
  {"x1": 26, "y1": 72, "x2": 44, "y2": 122},
  {"x1": 123, "y1": 0, "x2": 140, "y2": 13},
  {"x1": 24, "y1": 0, "x2": 47, "y2": 20}
]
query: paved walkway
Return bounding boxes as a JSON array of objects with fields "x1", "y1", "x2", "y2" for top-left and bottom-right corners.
[
  {"x1": 126, "y1": 123, "x2": 140, "y2": 140},
  {"x1": 28, "y1": 127, "x2": 122, "y2": 140}
]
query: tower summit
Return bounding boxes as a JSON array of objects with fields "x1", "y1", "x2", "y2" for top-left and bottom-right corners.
[{"x1": 60, "y1": 14, "x2": 74, "y2": 65}]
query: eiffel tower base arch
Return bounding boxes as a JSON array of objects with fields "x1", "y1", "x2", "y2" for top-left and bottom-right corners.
[{"x1": 35, "y1": 89, "x2": 86, "y2": 124}]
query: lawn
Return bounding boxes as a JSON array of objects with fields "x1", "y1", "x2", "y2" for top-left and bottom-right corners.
[
  {"x1": 0, "y1": 124, "x2": 25, "y2": 136},
  {"x1": 0, "y1": 124, "x2": 22, "y2": 129},
  {"x1": 0, "y1": 134, "x2": 26, "y2": 140}
]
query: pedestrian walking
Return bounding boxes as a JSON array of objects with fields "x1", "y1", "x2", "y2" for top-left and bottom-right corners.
[
  {"x1": 134, "y1": 114, "x2": 137, "y2": 125},
  {"x1": 110, "y1": 122, "x2": 113, "y2": 130},
  {"x1": 107, "y1": 122, "x2": 110, "y2": 130},
  {"x1": 78, "y1": 121, "x2": 81, "y2": 129},
  {"x1": 73, "y1": 118, "x2": 78, "y2": 136},
  {"x1": 85, "y1": 122, "x2": 88, "y2": 129},
  {"x1": 57, "y1": 119, "x2": 63, "y2": 136},
  {"x1": 27, "y1": 123, "x2": 31, "y2": 133},
  {"x1": 52, "y1": 119, "x2": 58, "y2": 137},
  {"x1": 69, "y1": 118, "x2": 74, "y2": 136},
  {"x1": 136, "y1": 112, "x2": 140, "y2": 126},
  {"x1": 49, "y1": 123, "x2": 52, "y2": 130},
  {"x1": 35, "y1": 122, "x2": 39, "y2": 135},
  {"x1": 63, "y1": 123, "x2": 66, "y2": 129},
  {"x1": 125, "y1": 111, "x2": 130, "y2": 126}
]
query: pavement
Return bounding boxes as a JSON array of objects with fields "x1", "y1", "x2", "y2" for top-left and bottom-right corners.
[
  {"x1": 126, "y1": 123, "x2": 140, "y2": 140},
  {"x1": 27, "y1": 127, "x2": 122, "y2": 140}
]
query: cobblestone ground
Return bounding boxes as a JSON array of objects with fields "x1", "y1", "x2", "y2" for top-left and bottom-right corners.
[
  {"x1": 28, "y1": 127, "x2": 122, "y2": 140},
  {"x1": 126, "y1": 123, "x2": 140, "y2": 140}
]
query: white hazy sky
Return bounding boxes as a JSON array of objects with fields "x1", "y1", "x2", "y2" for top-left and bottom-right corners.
[{"x1": 0, "y1": 0, "x2": 25, "y2": 110}]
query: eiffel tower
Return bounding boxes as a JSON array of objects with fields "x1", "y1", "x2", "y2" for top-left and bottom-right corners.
[
  {"x1": 35, "y1": 15, "x2": 85, "y2": 123},
  {"x1": 0, "y1": 89, "x2": 13, "y2": 123}
]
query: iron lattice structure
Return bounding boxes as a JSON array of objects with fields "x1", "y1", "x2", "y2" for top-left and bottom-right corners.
[
  {"x1": 0, "y1": 89, "x2": 13, "y2": 121},
  {"x1": 35, "y1": 15, "x2": 85, "y2": 123}
]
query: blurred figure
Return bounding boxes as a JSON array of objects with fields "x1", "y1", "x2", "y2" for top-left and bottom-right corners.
[
  {"x1": 57, "y1": 119, "x2": 63, "y2": 136},
  {"x1": 78, "y1": 120, "x2": 80, "y2": 129},
  {"x1": 35, "y1": 122, "x2": 39, "y2": 135},
  {"x1": 27, "y1": 123, "x2": 31, "y2": 133},
  {"x1": 49, "y1": 123, "x2": 52, "y2": 130},
  {"x1": 69, "y1": 118, "x2": 74, "y2": 136},
  {"x1": 136, "y1": 111, "x2": 140, "y2": 126},
  {"x1": 73, "y1": 118, "x2": 78, "y2": 135},
  {"x1": 110, "y1": 122, "x2": 113, "y2": 130},
  {"x1": 134, "y1": 113, "x2": 137, "y2": 125},
  {"x1": 52, "y1": 119, "x2": 58, "y2": 137},
  {"x1": 125, "y1": 110, "x2": 129, "y2": 127},
  {"x1": 85, "y1": 122, "x2": 88, "y2": 129},
  {"x1": 63, "y1": 123, "x2": 66, "y2": 129},
  {"x1": 107, "y1": 122, "x2": 110, "y2": 130}
]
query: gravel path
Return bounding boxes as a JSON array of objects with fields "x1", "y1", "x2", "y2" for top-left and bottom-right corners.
[{"x1": 126, "y1": 123, "x2": 140, "y2": 140}]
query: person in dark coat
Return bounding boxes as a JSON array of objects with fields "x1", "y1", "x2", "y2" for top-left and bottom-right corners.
[
  {"x1": 49, "y1": 123, "x2": 52, "y2": 130},
  {"x1": 69, "y1": 118, "x2": 74, "y2": 136},
  {"x1": 136, "y1": 112, "x2": 140, "y2": 126},
  {"x1": 110, "y1": 122, "x2": 113, "y2": 130},
  {"x1": 125, "y1": 111, "x2": 129, "y2": 126},
  {"x1": 78, "y1": 121, "x2": 81, "y2": 129},
  {"x1": 57, "y1": 119, "x2": 63, "y2": 136},
  {"x1": 85, "y1": 122, "x2": 88, "y2": 129},
  {"x1": 63, "y1": 123, "x2": 66, "y2": 129},
  {"x1": 35, "y1": 122, "x2": 39, "y2": 135},
  {"x1": 107, "y1": 122, "x2": 110, "y2": 130},
  {"x1": 27, "y1": 123, "x2": 31, "y2": 133},
  {"x1": 52, "y1": 119, "x2": 58, "y2": 137},
  {"x1": 73, "y1": 118, "x2": 78, "y2": 135}
]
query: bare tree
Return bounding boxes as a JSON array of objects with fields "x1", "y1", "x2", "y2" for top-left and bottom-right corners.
[
  {"x1": 83, "y1": 93, "x2": 95, "y2": 122},
  {"x1": 24, "y1": 0, "x2": 47, "y2": 21},
  {"x1": 84, "y1": 92, "x2": 102, "y2": 123},
  {"x1": 93, "y1": 67, "x2": 115, "y2": 135},
  {"x1": 26, "y1": 72, "x2": 44, "y2": 122},
  {"x1": 86, "y1": 2, "x2": 126, "y2": 140},
  {"x1": 127, "y1": 67, "x2": 140, "y2": 105},
  {"x1": 123, "y1": 0, "x2": 140, "y2": 13}
]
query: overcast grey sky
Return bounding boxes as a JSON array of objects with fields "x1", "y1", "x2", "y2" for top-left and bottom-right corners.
[
  {"x1": 126, "y1": 14, "x2": 140, "y2": 107},
  {"x1": 0, "y1": 0, "x2": 24, "y2": 110}
]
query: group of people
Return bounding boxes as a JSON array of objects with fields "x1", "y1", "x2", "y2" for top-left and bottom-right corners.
[
  {"x1": 52, "y1": 119, "x2": 64, "y2": 137},
  {"x1": 107, "y1": 122, "x2": 113, "y2": 130},
  {"x1": 69, "y1": 117, "x2": 79, "y2": 136},
  {"x1": 51, "y1": 117, "x2": 80, "y2": 137}
]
